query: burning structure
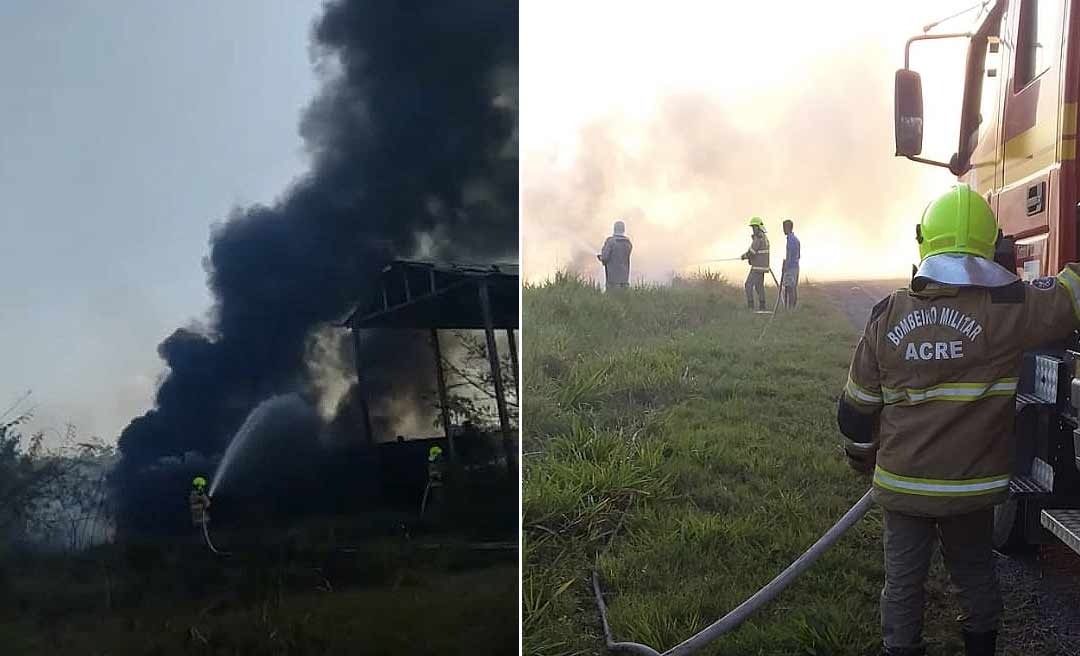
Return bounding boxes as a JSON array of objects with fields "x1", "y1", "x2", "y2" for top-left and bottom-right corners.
[
  {"x1": 346, "y1": 260, "x2": 518, "y2": 515},
  {"x1": 346, "y1": 260, "x2": 518, "y2": 455},
  {"x1": 109, "y1": 0, "x2": 518, "y2": 536}
]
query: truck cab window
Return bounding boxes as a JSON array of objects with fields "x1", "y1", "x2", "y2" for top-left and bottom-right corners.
[
  {"x1": 1016, "y1": 0, "x2": 1062, "y2": 89},
  {"x1": 960, "y1": 11, "x2": 1006, "y2": 166},
  {"x1": 975, "y1": 35, "x2": 1004, "y2": 153},
  {"x1": 980, "y1": 40, "x2": 1002, "y2": 141}
]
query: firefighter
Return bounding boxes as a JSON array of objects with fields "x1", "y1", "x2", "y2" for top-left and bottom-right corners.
[
  {"x1": 428, "y1": 444, "x2": 444, "y2": 486},
  {"x1": 781, "y1": 219, "x2": 800, "y2": 308},
  {"x1": 421, "y1": 444, "x2": 445, "y2": 519},
  {"x1": 597, "y1": 220, "x2": 633, "y2": 291},
  {"x1": 190, "y1": 476, "x2": 211, "y2": 528},
  {"x1": 837, "y1": 184, "x2": 1080, "y2": 656},
  {"x1": 740, "y1": 217, "x2": 770, "y2": 310}
]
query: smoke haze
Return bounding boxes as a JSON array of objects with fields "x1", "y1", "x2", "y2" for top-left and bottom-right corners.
[
  {"x1": 522, "y1": 1, "x2": 975, "y2": 285},
  {"x1": 112, "y1": 0, "x2": 518, "y2": 533}
]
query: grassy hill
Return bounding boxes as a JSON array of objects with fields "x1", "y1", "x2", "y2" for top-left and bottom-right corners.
[
  {"x1": 522, "y1": 273, "x2": 969, "y2": 656},
  {"x1": 1, "y1": 524, "x2": 516, "y2": 655}
]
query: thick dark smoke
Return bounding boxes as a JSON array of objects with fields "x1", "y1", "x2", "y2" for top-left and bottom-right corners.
[{"x1": 113, "y1": 0, "x2": 517, "y2": 534}]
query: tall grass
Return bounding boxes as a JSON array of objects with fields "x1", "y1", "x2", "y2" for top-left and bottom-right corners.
[
  {"x1": 0, "y1": 560, "x2": 516, "y2": 656},
  {"x1": 1, "y1": 527, "x2": 517, "y2": 655},
  {"x1": 522, "y1": 274, "x2": 967, "y2": 656}
]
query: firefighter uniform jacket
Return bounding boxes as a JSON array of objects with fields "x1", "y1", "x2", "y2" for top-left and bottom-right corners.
[
  {"x1": 428, "y1": 461, "x2": 444, "y2": 488},
  {"x1": 839, "y1": 266, "x2": 1080, "y2": 517},
  {"x1": 190, "y1": 490, "x2": 211, "y2": 526},
  {"x1": 743, "y1": 232, "x2": 770, "y2": 271}
]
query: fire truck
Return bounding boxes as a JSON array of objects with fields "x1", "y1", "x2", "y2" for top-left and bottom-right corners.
[{"x1": 894, "y1": 0, "x2": 1080, "y2": 554}]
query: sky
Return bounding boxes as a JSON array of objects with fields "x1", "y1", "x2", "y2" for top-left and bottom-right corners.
[
  {"x1": 1, "y1": 1, "x2": 324, "y2": 444},
  {"x1": 2, "y1": 0, "x2": 989, "y2": 446},
  {"x1": 521, "y1": 0, "x2": 985, "y2": 284}
]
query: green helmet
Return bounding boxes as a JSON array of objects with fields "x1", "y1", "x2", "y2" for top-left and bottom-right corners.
[
  {"x1": 192, "y1": 476, "x2": 207, "y2": 489},
  {"x1": 748, "y1": 216, "x2": 764, "y2": 228},
  {"x1": 428, "y1": 445, "x2": 443, "y2": 462},
  {"x1": 917, "y1": 184, "x2": 998, "y2": 261}
]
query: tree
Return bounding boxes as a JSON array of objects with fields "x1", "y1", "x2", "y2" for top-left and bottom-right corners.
[
  {"x1": 0, "y1": 413, "x2": 65, "y2": 544},
  {"x1": 428, "y1": 331, "x2": 519, "y2": 431},
  {"x1": 0, "y1": 412, "x2": 116, "y2": 551},
  {"x1": 32, "y1": 435, "x2": 116, "y2": 551}
]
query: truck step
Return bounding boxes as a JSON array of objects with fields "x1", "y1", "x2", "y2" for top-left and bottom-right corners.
[
  {"x1": 1010, "y1": 475, "x2": 1050, "y2": 496},
  {"x1": 1040, "y1": 509, "x2": 1080, "y2": 555},
  {"x1": 1017, "y1": 392, "x2": 1052, "y2": 408}
]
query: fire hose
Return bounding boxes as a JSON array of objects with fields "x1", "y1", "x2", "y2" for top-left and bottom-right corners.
[
  {"x1": 202, "y1": 519, "x2": 230, "y2": 556},
  {"x1": 420, "y1": 480, "x2": 434, "y2": 518},
  {"x1": 592, "y1": 489, "x2": 875, "y2": 656},
  {"x1": 758, "y1": 267, "x2": 786, "y2": 340},
  {"x1": 694, "y1": 257, "x2": 744, "y2": 264},
  {"x1": 199, "y1": 495, "x2": 229, "y2": 556}
]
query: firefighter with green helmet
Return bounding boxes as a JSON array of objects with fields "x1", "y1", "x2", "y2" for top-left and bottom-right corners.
[
  {"x1": 190, "y1": 476, "x2": 211, "y2": 528},
  {"x1": 420, "y1": 444, "x2": 446, "y2": 519},
  {"x1": 837, "y1": 183, "x2": 1080, "y2": 656},
  {"x1": 740, "y1": 216, "x2": 770, "y2": 310},
  {"x1": 427, "y1": 444, "x2": 444, "y2": 488}
]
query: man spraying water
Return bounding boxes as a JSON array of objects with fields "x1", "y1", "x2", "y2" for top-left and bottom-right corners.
[
  {"x1": 597, "y1": 220, "x2": 633, "y2": 291},
  {"x1": 741, "y1": 217, "x2": 770, "y2": 311},
  {"x1": 190, "y1": 475, "x2": 228, "y2": 555},
  {"x1": 421, "y1": 444, "x2": 445, "y2": 519},
  {"x1": 190, "y1": 476, "x2": 211, "y2": 528}
]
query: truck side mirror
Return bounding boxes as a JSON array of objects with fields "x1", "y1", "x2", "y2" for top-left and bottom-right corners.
[{"x1": 895, "y1": 69, "x2": 925, "y2": 157}]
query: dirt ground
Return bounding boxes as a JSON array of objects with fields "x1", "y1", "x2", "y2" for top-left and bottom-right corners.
[{"x1": 821, "y1": 279, "x2": 1080, "y2": 655}]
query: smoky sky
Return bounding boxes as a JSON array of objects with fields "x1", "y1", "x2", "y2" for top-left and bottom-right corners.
[
  {"x1": 522, "y1": 34, "x2": 954, "y2": 284},
  {"x1": 113, "y1": 0, "x2": 517, "y2": 532}
]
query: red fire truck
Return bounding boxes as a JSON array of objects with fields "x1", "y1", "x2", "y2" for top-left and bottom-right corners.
[{"x1": 894, "y1": 0, "x2": 1080, "y2": 554}]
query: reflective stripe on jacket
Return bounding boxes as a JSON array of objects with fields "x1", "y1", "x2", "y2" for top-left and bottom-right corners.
[
  {"x1": 839, "y1": 266, "x2": 1080, "y2": 516},
  {"x1": 744, "y1": 232, "x2": 770, "y2": 271}
]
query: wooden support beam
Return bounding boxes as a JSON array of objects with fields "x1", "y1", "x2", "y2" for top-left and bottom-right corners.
[
  {"x1": 479, "y1": 281, "x2": 514, "y2": 475},
  {"x1": 430, "y1": 328, "x2": 456, "y2": 461},
  {"x1": 506, "y1": 329, "x2": 519, "y2": 395}
]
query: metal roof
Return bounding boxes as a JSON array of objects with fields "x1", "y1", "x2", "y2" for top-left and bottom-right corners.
[{"x1": 345, "y1": 259, "x2": 518, "y2": 330}]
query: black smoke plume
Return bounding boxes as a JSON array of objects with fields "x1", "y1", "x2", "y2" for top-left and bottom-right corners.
[{"x1": 112, "y1": 0, "x2": 518, "y2": 535}]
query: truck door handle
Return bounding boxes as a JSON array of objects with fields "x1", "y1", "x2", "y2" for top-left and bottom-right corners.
[{"x1": 1027, "y1": 182, "x2": 1046, "y2": 216}]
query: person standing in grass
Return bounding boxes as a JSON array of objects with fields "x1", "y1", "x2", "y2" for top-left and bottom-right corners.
[
  {"x1": 598, "y1": 219, "x2": 632, "y2": 291},
  {"x1": 740, "y1": 216, "x2": 770, "y2": 310},
  {"x1": 190, "y1": 476, "x2": 211, "y2": 528},
  {"x1": 781, "y1": 219, "x2": 800, "y2": 308},
  {"x1": 837, "y1": 184, "x2": 1080, "y2": 656}
]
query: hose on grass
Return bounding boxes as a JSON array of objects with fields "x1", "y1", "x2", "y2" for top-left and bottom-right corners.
[
  {"x1": 592, "y1": 489, "x2": 875, "y2": 655},
  {"x1": 758, "y1": 278, "x2": 786, "y2": 341},
  {"x1": 756, "y1": 267, "x2": 787, "y2": 341},
  {"x1": 202, "y1": 520, "x2": 230, "y2": 556},
  {"x1": 420, "y1": 480, "x2": 432, "y2": 518},
  {"x1": 592, "y1": 494, "x2": 660, "y2": 655},
  {"x1": 593, "y1": 570, "x2": 663, "y2": 656}
]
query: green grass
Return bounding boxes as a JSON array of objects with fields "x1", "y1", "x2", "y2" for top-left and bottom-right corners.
[
  {"x1": 522, "y1": 273, "x2": 967, "y2": 656},
  {"x1": 0, "y1": 563, "x2": 517, "y2": 656},
  {"x1": 0, "y1": 533, "x2": 517, "y2": 656}
]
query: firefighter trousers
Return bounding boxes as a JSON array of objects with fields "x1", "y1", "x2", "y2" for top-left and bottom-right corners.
[
  {"x1": 881, "y1": 509, "x2": 1002, "y2": 650},
  {"x1": 744, "y1": 270, "x2": 766, "y2": 309}
]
